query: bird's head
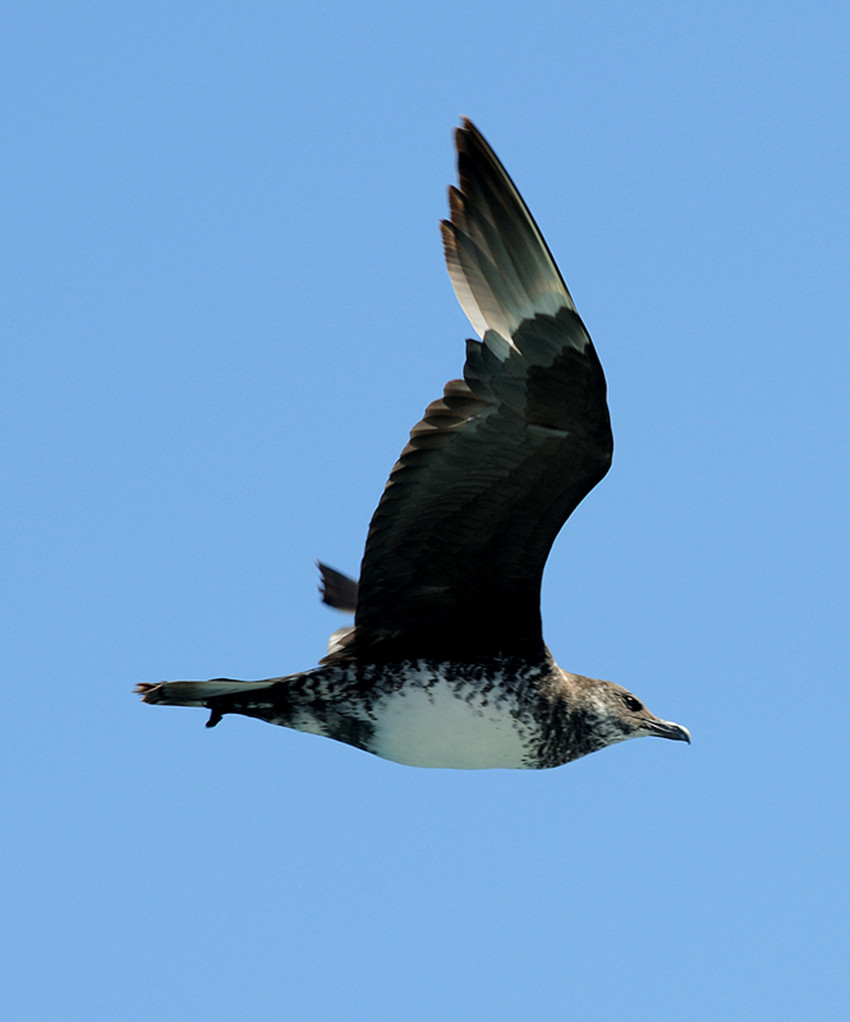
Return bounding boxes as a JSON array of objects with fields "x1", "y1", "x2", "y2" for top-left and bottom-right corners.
[{"x1": 562, "y1": 672, "x2": 691, "y2": 753}]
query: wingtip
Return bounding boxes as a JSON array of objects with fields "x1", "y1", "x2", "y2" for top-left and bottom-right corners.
[
  {"x1": 455, "y1": 117, "x2": 482, "y2": 153},
  {"x1": 455, "y1": 117, "x2": 492, "y2": 157},
  {"x1": 317, "y1": 562, "x2": 359, "y2": 613}
]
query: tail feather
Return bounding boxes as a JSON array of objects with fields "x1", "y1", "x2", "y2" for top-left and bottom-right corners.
[
  {"x1": 135, "y1": 678, "x2": 278, "y2": 707},
  {"x1": 135, "y1": 677, "x2": 284, "y2": 729}
]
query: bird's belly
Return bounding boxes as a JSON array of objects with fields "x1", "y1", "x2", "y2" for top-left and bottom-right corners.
[{"x1": 367, "y1": 677, "x2": 535, "y2": 769}]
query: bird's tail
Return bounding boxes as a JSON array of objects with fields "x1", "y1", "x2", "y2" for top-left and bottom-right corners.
[
  {"x1": 135, "y1": 678, "x2": 275, "y2": 706},
  {"x1": 135, "y1": 678, "x2": 282, "y2": 727}
]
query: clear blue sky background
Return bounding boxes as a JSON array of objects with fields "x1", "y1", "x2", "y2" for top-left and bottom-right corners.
[{"x1": 3, "y1": 3, "x2": 848, "y2": 1019}]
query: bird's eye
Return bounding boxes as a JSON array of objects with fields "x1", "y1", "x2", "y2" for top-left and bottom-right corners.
[{"x1": 623, "y1": 694, "x2": 643, "y2": 713}]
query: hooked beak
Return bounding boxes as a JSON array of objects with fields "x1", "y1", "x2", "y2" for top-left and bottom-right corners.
[{"x1": 646, "y1": 717, "x2": 691, "y2": 744}]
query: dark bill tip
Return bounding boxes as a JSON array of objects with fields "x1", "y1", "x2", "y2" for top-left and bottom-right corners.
[{"x1": 649, "y1": 719, "x2": 691, "y2": 744}]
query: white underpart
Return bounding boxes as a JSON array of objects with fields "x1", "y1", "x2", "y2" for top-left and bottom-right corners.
[{"x1": 367, "y1": 674, "x2": 533, "y2": 769}]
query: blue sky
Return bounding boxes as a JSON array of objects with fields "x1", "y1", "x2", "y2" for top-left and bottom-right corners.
[{"x1": 3, "y1": 3, "x2": 849, "y2": 1019}]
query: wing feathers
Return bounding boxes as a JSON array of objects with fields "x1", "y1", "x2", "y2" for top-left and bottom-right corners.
[
  {"x1": 334, "y1": 120, "x2": 612, "y2": 661},
  {"x1": 443, "y1": 119, "x2": 578, "y2": 349},
  {"x1": 318, "y1": 562, "x2": 359, "y2": 613}
]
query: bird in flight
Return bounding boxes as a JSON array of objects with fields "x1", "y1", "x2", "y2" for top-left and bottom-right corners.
[{"x1": 137, "y1": 119, "x2": 690, "y2": 769}]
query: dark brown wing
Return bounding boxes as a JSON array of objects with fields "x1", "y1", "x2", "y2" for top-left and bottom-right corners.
[
  {"x1": 334, "y1": 120, "x2": 612, "y2": 663},
  {"x1": 318, "y1": 562, "x2": 359, "y2": 613}
]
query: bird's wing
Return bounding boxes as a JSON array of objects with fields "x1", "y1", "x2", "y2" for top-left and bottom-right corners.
[
  {"x1": 335, "y1": 120, "x2": 612, "y2": 663},
  {"x1": 318, "y1": 562, "x2": 359, "y2": 614},
  {"x1": 317, "y1": 562, "x2": 358, "y2": 658}
]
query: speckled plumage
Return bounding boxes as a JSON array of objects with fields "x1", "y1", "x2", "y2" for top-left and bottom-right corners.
[
  {"x1": 141, "y1": 653, "x2": 687, "y2": 769},
  {"x1": 137, "y1": 120, "x2": 690, "y2": 769}
]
